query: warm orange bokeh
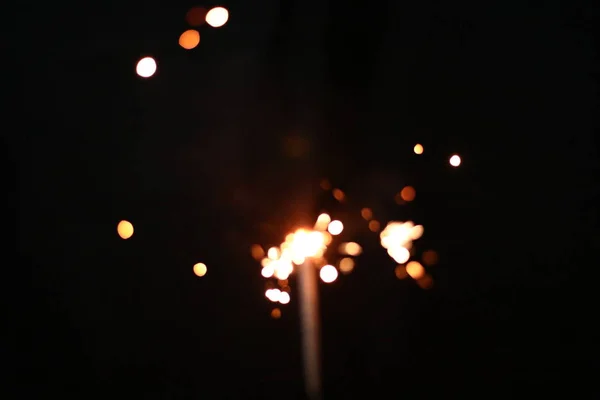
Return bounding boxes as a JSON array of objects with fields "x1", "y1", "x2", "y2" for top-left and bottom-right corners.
[
  {"x1": 422, "y1": 250, "x2": 439, "y2": 266},
  {"x1": 117, "y1": 220, "x2": 134, "y2": 239},
  {"x1": 400, "y1": 186, "x2": 416, "y2": 202},
  {"x1": 179, "y1": 29, "x2": 200, "y2": 50},
  {"x1": 185, "y1": 7, "x2": 207, "y2": 26},
  {"x1": 361, "y1": 207, "x2": 373, "y2": 220}
]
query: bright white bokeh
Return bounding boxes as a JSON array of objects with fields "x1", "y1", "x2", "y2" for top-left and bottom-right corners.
[
  {"x1": 136, "y1": 57, "x2": 157, "y2": 78},
  {"x1": 450, "y1": 154, "x2": 461, "y2": 167},
  {"x1": 206, "y1": 7, "x2": 229, "y2": 27}
]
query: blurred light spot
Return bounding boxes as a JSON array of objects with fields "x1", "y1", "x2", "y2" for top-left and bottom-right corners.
[
  {"x1": 394, "y1": 193, "x2": 406, "y2": 205},
  {"x1": 450, "y1": 154, "x2": 461, "y2": 167},
  {"x1": 322, "y1": 232, "x2": 332, "y2": 245},
  {"x1": 417, "y1": 274, "x2": 434, "y2": 289},
  {"x1": 278, "y1": 291, "x2": 291, "y2": 304},
  {"x1": 361, "y1": 207, "x2": 373, "y2": 220},
  {"x1": 206, "y1": 7, "x2": 229, "y2": 27},
  {"x1": 251, "y1": 244, "x2": 264, "y2": 260},
  {"x1": 267, "y1": 247, "x2": 280, "y2": 260},
  {"x1": 339, "y1": 257, "x2": 355, "y2": 274},
  {"x1": 271, "y1": 308, "x2": 281, "y2": 319},
  {"x1": 117, "y1": 220, "x2": 134, "y2": 239},
  {"x1": 327, "y1": 220, "x2": 343, "y2": 235},
  {"x1": 185, "y1": 6, "x2": 207, "y2": 26},
  {"x1": 414, "y1": 143, "x2": 424, "y2": 155},
  {"x1": 406, "y1": 261, "x2": 425, "y2": 280},
  {"x1": 314, "y1": 213, "x2": 331, "y2": 231},
  {"x1": 339, "y1": 242, "x2": 362, "y2": 256},
  {"x1": 179, "y1": 29, "x2": 200, "y2": 50},
  {"x1": 388, "y1": 246, "x2": 410, "y2": 264},
  {"x1": 394, "y1": 265, "x2": 408, "y2": 279},
  {"x1": 261, "y1": 266, "x2": 274, "y2": 278},
  {"x1": 410, "y1": 225, "x2": 424, "y2": 240},
  {"x1": 422, "y1": 250, "x2": 439, "y2": 266},
  {"x1": 368, "y1": 220, "x2": 380, "y2": 232},
  {"x1": 266, "y1": 288, "x2": 281, "y2": 302},
  {"x1": 193, "y1": 262, "x2": 207, "y2": 277},
  {"x1": 332, "y1": 188, "x2": 345, "y2": 202},
  {"x1": 400, "y1": 186, "x2": 416, "y2": 202},
  {"x1": 136, "y1": 57, "x2": 156, "y2": 78},
  {"x1": 320, "y1": 265, "x2": 338, "y2": 283},
  {"x1": 320, "y1": 179, "x2": 331, "y2": 190},
  {"x1": 260, "y1": 258, "x2": 271, "y2": 267}
]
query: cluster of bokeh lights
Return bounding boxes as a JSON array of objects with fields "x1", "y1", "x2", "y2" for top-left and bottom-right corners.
[{"x1": 135, "y1": 5, "x2": 229, "y2": 78}]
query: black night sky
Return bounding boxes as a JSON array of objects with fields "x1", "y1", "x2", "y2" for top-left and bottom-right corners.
[{"x1": 10, "y1": 1, "x2": 598, "y2": 398}]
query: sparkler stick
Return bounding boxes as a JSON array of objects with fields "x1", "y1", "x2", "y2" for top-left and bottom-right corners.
[{"x1": 298, "y1": 259, "x2": 322, "y2": 400}]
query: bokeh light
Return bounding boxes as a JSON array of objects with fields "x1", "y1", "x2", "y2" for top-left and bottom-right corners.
[
  {"x1": 185, "y1": 6, "x2": 207, "y2": 26},
  {"x1": 279, "y1": 291, "x2": 291, "y2": 304},
  {"x1": 136, "y1": 57, "x2": 157, "y2": 78},
  {"x1": 193, "y1": 262, "x2": 207, "y2": 277},
  {"x1": 117, "y1": 220, "x2": 134, "y2": 239},
  {"x1": 400, "y1": 186, "x2": 416, "y2": 202},
  {"x1": 422, "y1": 250, "x2": 439, "y2": 266},
  {"x1": 314, "y1": 213, "x2": 331, "y2": 231},
  {"x1": 339, "y1": 258, "x2": 355, "y2": 274},
  {"x1": 414, "y1": 144, "x2": 424, "y2": 154},
  {"x1": 450, "y1": 154, "x2": 461, "y2": 167},
  {"x1": 361, "y1": 207, "x2": 373, "y2": 220},
  {"x1": 394, "y1": 265, "x2": 408, "y2": 279},
  {"x1": 271, "y1": 308, "x2": 281, "y2": 319},
  {"x1": 327, "y1": 220, "x2": 344, "y2": 235},
  {"x1": 339, "y1": 242, "x2": 362, "y2": 256},
  {"x1": 206, "y1": 7, "x2": 229, "y2": 28},
  {"x1": 179, "y1": 29, "x2": 200, "y2": 50},
  {"x1": 332, "y1": 188, "x2": 345, "y2": 202},
  {"x1": 251, "y1": 244, "x2": 264, "y2": 260},
  {"x1": 406, "y1": 261, "x2": 425, "y2": 280},
  {"x1": 320, "y1": 265, "x2": 338, "y2": 283},
  {"x1": 368, "y1": 220, "x2": 380, "y2": 232}
]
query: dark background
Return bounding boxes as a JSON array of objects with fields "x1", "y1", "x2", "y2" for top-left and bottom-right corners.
[{"x1": 9, "y1": 0, "x2": 598, "y2": 398}]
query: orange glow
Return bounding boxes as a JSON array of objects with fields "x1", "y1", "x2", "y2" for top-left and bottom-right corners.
[
  {"x1": 332, "y1": 188, "x2": 345, "y2": 202},
  {"x1": 327, "y1": 220, "x2": 344, "y2": 235},
  {"x1": 361, "y1": 207, "x2": 373, "y2": 220},
  {"x1": 185, "y1": 7, "x2": 207, "y2": 26},
  {"x1": 117, "y1": 220, "x2": 134, "y2": 239},
  {"x1": 314, "y1": 213, "x2": 331, "y2": 231},
  {"x1": 271, "y1": 308, "x2": 281, "y2": 319},
  {"x1": 394, "y1": 265, "x2": 408, "y2": 279},
  {"x1": 320, "y1": 265, "x2": 338, "y2": 283},
  {"x1": 136, "y1": 57, "x2": 156, "y2": 78},
  {"x1": 400, "y1": 186, "x2": 416, "y2": 202},
  {"x1": 251, "y1": 244, "x2": 264, "y2": 260},
  {"x1": 339, "y1": 242, "x2": 362, "y2": 256},
  {"x1": 179, "y1": 29, "x2": 200, "y2": 50},
  {"x1": 368, "y1": 220, "x2": 380, "y2": 232},
  {"x1": 193, "y1": 262, "x2": 207, "y2": 277},
  {"x1": 422, "y1": 250, "x2": 439, "y2": 266},
  {"x1": 406, "y1": 261, "x2": 425, "y2": 280},
  {"x1": 206, "y1": 6, "x2": 229, "y2": 27},
  {"x1": 414, "y1": 144, "x2": 424, "y2": 154},
  {"x1": 450, "y1": 154, "x2": 461, "y2": 167},
  {"x1": 320, "y1": 179, "x2": 331, "y2": 190},
  {"x1": 416, "y1": 274, "x2": 434, "y2": 289},
  {"x1": 339, "y1": 257, "x2": 355, "y2": 274},
  {"x1": 267, "y1": 246, "x2": 280, "y2": 260}
]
